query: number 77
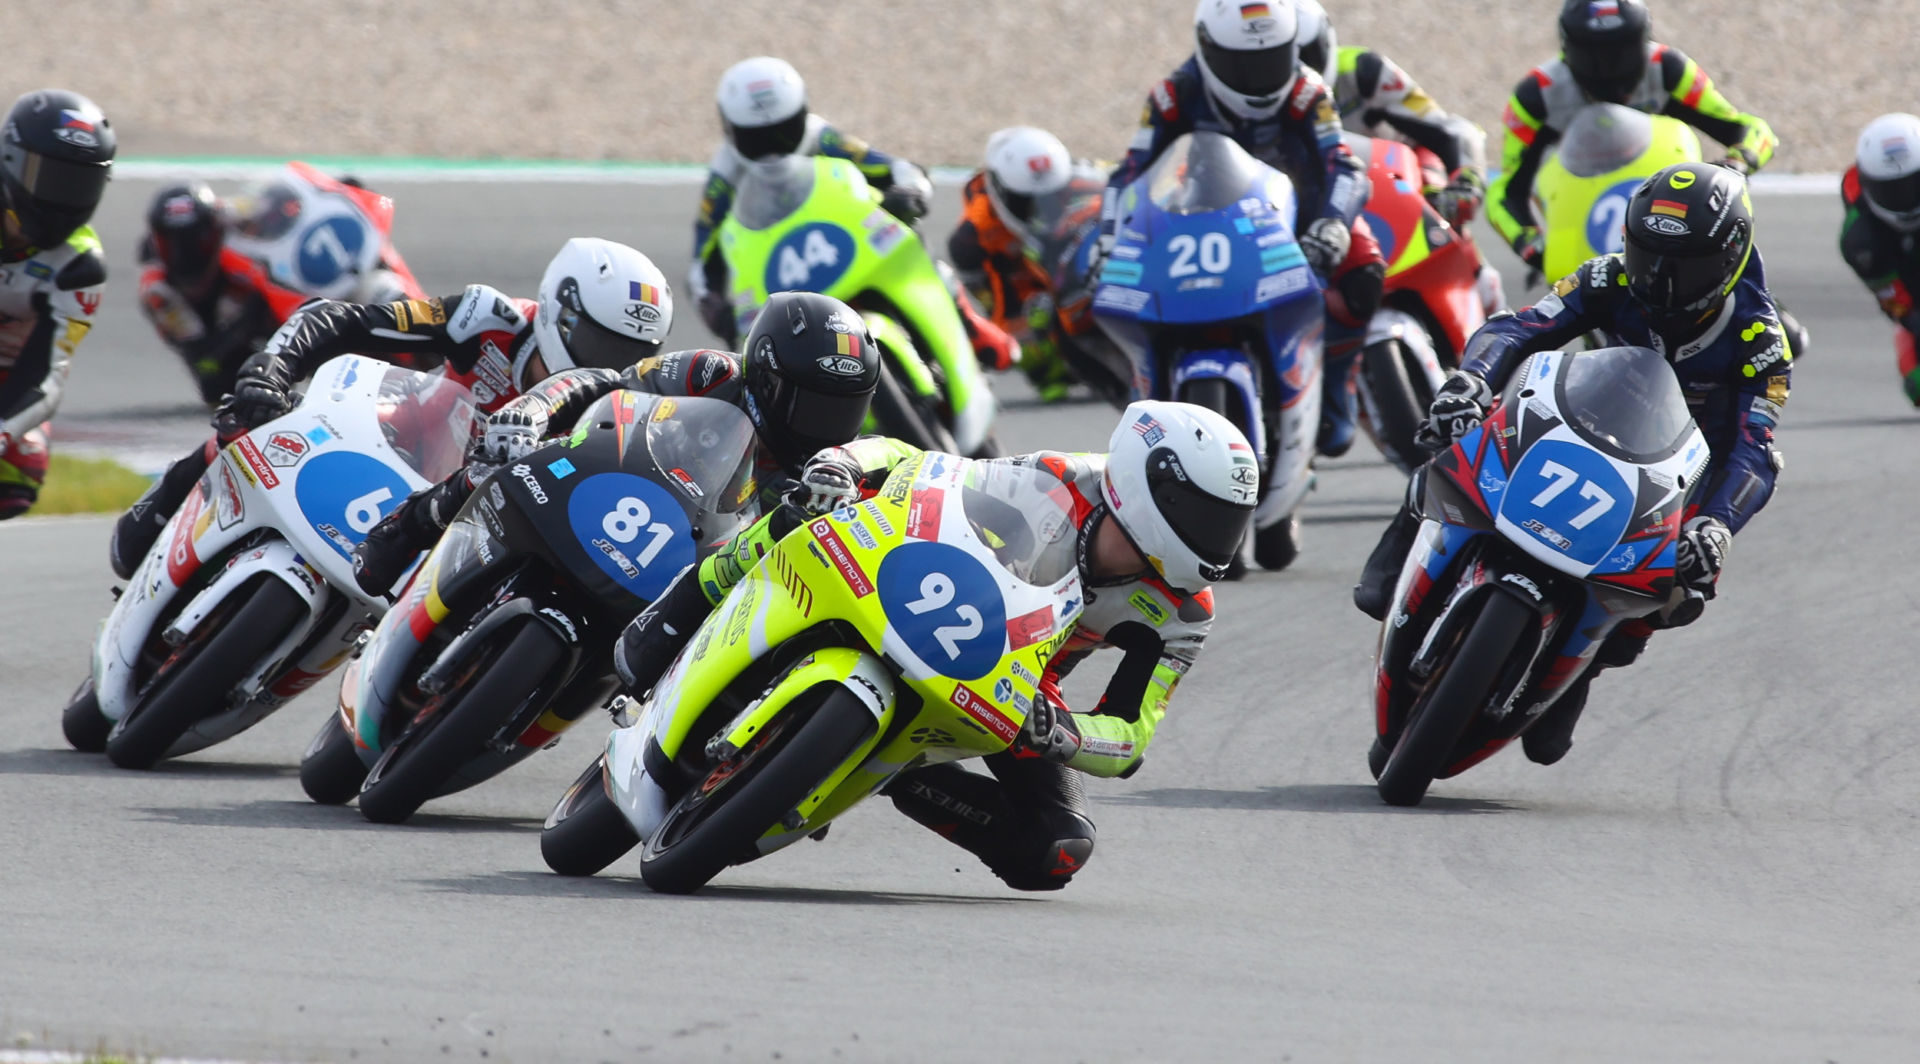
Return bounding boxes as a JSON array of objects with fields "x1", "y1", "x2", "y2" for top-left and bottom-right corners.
[{"x1": 1531, "y1": 460, "x2": 1615, "y2": 529}]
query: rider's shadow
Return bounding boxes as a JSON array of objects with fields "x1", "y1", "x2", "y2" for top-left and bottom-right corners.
[
  {"x1": 0, "y1": 748, "x2": 298, "y2": 780},
  {"x1": 1102, "y1": 782, "x2": 1522, "y2": 815},
  {"x1": 415, "y1": 872, "x2": 1026, "y2": 907},
  {"x1": 133, "y1": 800, "x2": 541, "y2": 833}
]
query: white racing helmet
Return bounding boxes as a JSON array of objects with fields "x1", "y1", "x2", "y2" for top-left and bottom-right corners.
[
  {"x1": 531, "y1": 238, "x2": 673, "y2": 387},
  {"x1": 984, "y1": 126, "x2": 1072, "y2": 232},
  {"x1": 1103, "y1": 400, "x2": 1259, "y2": 591},
  {"x1": 1292, "y1": 0, "x2": 1337, "y2": 86},
  {"x1": 717, "y1": 56, "x2": 809, "y2": 160},
  {"x1": 1856, "y1": 113, "x2": 1920, "y2": 233},
  {"x1": 1193, "y1": 0, "x2": 1302, "y2": 122}
]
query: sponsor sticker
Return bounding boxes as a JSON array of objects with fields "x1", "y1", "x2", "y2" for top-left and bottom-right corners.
[
  {"x1": 810, "y1": 518, "x2": 873, "y2": 597},
  {"x1": 234, "y1": 436, "x2": 279, "y2": 488},
  {"x1": 949, "y1": 684, "x2": 1018, "y2": 744}
]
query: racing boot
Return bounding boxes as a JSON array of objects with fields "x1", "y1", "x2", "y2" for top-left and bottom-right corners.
[
  {"x1": 350, "y1": 471, "x2": 475, "y2": 597},
  {"x1": 885, "y1": 760, "x2": 1095, "y2": 892},
  {"x1": 109, "y1": 441, "x2": 215, "y2": 579},
  {"x1": 610, "y1": 565, "x2": 720, "y2": 695},
  {"x1": 1522, "y1": 624, "x2": 1651, "y2": 765},
  {"x1": 1353, "y1": 491, "x2": 1423, "y2": 621}
]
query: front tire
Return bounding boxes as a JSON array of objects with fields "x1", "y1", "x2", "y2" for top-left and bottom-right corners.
[
  {"x1": 300, "y1": 714, "x2": 368, "y2": 805},
  {"x1": 105, "y1": 578, "x2": 307, "y2": 770},
  {"x1": 62, "y1": 678, "x2": 110, "y2": 753},
  {"x1": 640, "y1": 687, "x2": 875, "y2": 895},
  {"x1": 542, "y1": 754, "x2": 642, "y2": 876},
  {"x1": 870, "y1": 359, "x2": 960, "y2": 454},
  {"x1": 356, "y1": 620, "x2": 568, "y2": 824},
  {"x1": 1377, "y1": 591, "x2": 1532, "y2": 806},
  {"x1": 1361, "y1": 338, "x2": 1428, "y2": 472}
]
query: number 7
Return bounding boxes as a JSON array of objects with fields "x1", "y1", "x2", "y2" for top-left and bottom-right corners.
[
  {"x1": 1530, "y1": 461, "x2": 1580, "y2": 506},
  {"x1": 1569, "y1": 481, "x2": 1615, "y2": 529}
]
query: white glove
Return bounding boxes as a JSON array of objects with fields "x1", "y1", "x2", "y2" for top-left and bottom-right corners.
[
  {"x1": 474, "y1": 408, "x2": 544, "y2": 467},
  {"x1": 1299, "y1": 217, "x2": 1352, "y2": 278},
  {"x1": 787, "y1": 447, "x2": 863, "y2": 515},
  {"x1": 1675, "y1": 516, "x2": 1732, "y2": 597}
]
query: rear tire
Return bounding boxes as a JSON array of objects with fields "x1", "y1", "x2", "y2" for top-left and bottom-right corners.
[
  {"x1": 356, "y1": 621, "x2": 568, "y2": 824},
  {"x1": 640, "y1": 687, "x2": 874, "y2": 895},
  {"x1": 871, "y1": 359, "x2": 960, "y2": 454},
  {"x1": 61, "y1": 678, "x2": 110, "y2": 753},
  {"x1": 1377, "y1": 591, "x2": 1533, "y2": 806},
  {"x1": 1361, "y1": 338, "x2": 1428, "y2": 472},
  {"x1": 1254, "y1": 514, "x2": 1302, "y2": 571},
  {"x1": 542, "y1": 754, "x2": 642, "y2": 876},
  {"x1": 300, "y1": 714, "x2": 368, "y2": 805},
  {"x1": 105, "y1": 578, "x2": 307, "y2": 770}
]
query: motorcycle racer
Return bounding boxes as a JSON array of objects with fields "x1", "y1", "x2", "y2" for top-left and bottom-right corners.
[
  {"x1": 948, "y1": 126, "x2": 1109, "y2": 403},
  {"x1": 0, "y1": 89, "x2": 114, "y2": 520},
  {"x1": 348, "y1": 290, "x2": 881, "y2": 597},
  {"x1": 1840, "y1": 114, "x2": 1920, "y2": 403},
  {"x1": 1353, "y1": 162, "x2": 1788, "y2": 766},
  {"x1": 691, "y1": 56, "x2": 933, "y2": 346},
  {"x1": 1105, "y1": 0, "x2": 1385, "y2": 457},
  {"x1": 108, "y1": 237, "x2": 672, "y2": 578},
  {"x1": 612, "y1": 400, "x2": 1257, "y2": 890},
  {"x1": 136, "y1": 182, "x2": 309, "y2": 406}
]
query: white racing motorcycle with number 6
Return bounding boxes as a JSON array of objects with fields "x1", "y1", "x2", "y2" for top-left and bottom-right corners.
[{"x1": 62, "y1": 356, "x2": 476, "y2": 769}]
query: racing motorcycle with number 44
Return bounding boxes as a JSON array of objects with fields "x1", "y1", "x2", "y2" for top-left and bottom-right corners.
[
  {"x1": 540, "y1": 451, "x2": 1083, "y2": 894},
  {"x1": 300, "y1": 392, "x2": 762, "y2": 824},
  {"x1": 63, "y1": 356, "x2": 476, "y2": 769},
  {"x1": 1369, "y1": 346, "x2": 1708, "y2": 805}
]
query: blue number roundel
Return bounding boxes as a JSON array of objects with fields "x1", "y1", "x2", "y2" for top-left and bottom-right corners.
[
  {"x1": 564, "y1": 472, "x2": 692, "y2": 601},
  {"x1": 294, "y1": 451, "x2": 414, "y2": 559},
  {"x1": 295, "y1": 215, "x2": 370, "y2": 290},
  {"x1": 761, "y1": 222, "x2": 857, "y2": 294},
  {"x1": 1500, "y1": 439, "x2": 1634, "y2": 568},
  {"x1": 1584, "y1": 177, "x2": 1646, "y2": 257},
  {"x1": 877, "y1": 542, "x2": 1008, "y2": 681}
]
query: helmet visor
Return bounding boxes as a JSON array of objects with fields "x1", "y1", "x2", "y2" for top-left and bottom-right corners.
[
  {"x1": 1145, "y1": 446, "x2": 1253, "y2": 572},
  {"x1": 1198, "y1": 36, "x2": 1298, "y2": 100},
  {"x1": 1622, "y1": 239, "x2": 1731, "y2": 314},
  {"x1": 763, "y1": 377, "x2": 873, "y2": 458},
  {"x1": 730, "y1": 110, "x2": 808, "y2": 161},
  {"x1": 1864, "y1": 169, "x2": 1920, "y2": 218},
  {"x1": 4, "y1": 148, "x2": 110, "y2": 210},
  {"x1": 556, "y1": 306, "x2": 659, "y2": 370},
  {"x1": 1565, "y1": 41, "x2": 1645, "y2": 102}
]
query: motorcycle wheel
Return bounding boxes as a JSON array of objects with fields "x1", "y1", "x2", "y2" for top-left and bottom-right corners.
[
  {"x1": 1254, "y1": 514, "x2": 1302, "y2": 571},
  {"x1": 1361, "y1": 338, "x2": 1429, "y2": 473},
  {"x1": 541, "y1": 753, "x2": 641, "y2": 877},
  {"x1": 640, "y1": 686, "x2": 874, "y2": 895},
  {"x1": 61, "y1": 677, "x2": 110, "y2": 753},
  {"x1": 871, "y1": 360, "x2": 960, "y2": 454},
  {"x1": 300, "y1": 714, "x2": 368, "y2": 805},
  {"x1": 1377, "y1": 590, "x2": 1531, "y2": 806},
  {"x1": 356, "y1": 620, "x2": 567, "y2": 824},
  {"x1": 105, "y1": 578, "x2": 307, "y2": 770}
]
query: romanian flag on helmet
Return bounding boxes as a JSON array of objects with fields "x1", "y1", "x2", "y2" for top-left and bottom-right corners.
[
  {"x1": 1239, "y1": 2, "x2": 1272, "y2": 17},
  {"x1": 629, "y1": 281, "x2": 659, "y2": 303},
  {"x1": 1650, "y1": 199, "x2": 1689, "y2": 218}
]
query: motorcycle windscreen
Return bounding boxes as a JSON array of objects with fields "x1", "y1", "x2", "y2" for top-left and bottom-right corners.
[
  {"x1": 730, "y1": 154, "x2": 818, "y2": 230},
  {"x1": 371, "y1": 367, "x2": 479, "y2": 482},
  {"x1": 953, "y1": 461, "x2": 1079, "y2": 587},
  {"x1": 1143, "y1": 133, "x2": 1272, "y2": 216},
  {"x1": 1553, "y1": 104, "x2": 1657, "y2": 179},
  {"x1": 639, "y1": 395, "x2": 761, "y2": 518},
  {"x1": 1555, "y1": 345, "x2": 1695, "y2": 463}
]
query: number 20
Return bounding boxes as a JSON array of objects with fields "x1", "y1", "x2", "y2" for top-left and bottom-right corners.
[
  {"x1": 904, "y1": 572, "x2": 982, "y2": 660},
  {"x1": 1168, "y1": 232, "x2": 1232, "y2": 278},
  {"x1": 1529, "y1": 460, "x2": 1615, "y2": 529}
]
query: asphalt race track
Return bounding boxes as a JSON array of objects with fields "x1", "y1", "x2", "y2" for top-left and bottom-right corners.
[{"x1": 5, "y1": 181, "x2": 1920, "y2": 1062}]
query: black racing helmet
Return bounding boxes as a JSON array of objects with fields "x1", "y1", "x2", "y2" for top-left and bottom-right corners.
[
  {"x1": 147, "y1": 182, "x2": 226, "y2": 282},
  {"x1": 1558, "y1": 0, "x2": 1652, "y2": 105},
  {"x1": 1622, "y1": 162, "x2": 1753, "y2": 330},
  {"x1": 1, "y1": 89, "x2": 116, "y2": 249},
  {"x1": 741, "y1": 291, "x2": 880, "y2": 473}
]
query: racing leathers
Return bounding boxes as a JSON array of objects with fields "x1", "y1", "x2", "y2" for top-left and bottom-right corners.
[
  {"x1": 137, "y1": 242, "x2": 307, "y2": 405},
  {"x1": 1839, "y1": 166, "x2": 1920, "y2": 402},
  {"x1": 690, "y1": 115, "x2": 930, "y2": 343},
  {"x1": 1107, "y1": 58, "x2": 1384, "y2": 455},
  {"x1": 348, "y1": 349, "x2": 770, "y2": 597},
  {"x1": 1355, "y1": 250, "x2": 1791, "y2": 763},
  {"x1": 1490, "y1": 44, "x2": 1778, "y2": 264},
  {"x1": 615, "y1": 436, "x2": 1213, "y2": 890},
  {"x1": 0, "y1": 226, "x2": 105, "y2": 518},
  {"x1": 109, "y1": 286, "x2": 541, "y2": 579},
  {"x1": 948, "y1": 162, "x2": 1110, "y2": 401}
]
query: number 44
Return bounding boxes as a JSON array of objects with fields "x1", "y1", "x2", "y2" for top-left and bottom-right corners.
[{"x1": 1530, "y1": 460, "x2": 1615, "y2": 529}]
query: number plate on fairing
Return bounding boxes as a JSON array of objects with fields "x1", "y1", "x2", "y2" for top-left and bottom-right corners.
[
  {"x1": 294, "y1": 450, "x2": 414, "y2": 559},
  {"x1": 564, "y1": 472, "x2": 693, "y2": 601},
  {"x1": 877, "y1": 541, "x2": 1008, "y2": 682}
]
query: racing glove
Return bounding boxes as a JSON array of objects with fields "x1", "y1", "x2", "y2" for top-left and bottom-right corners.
[
  {"x1": 1675, "y1": 516, "x2": 1732, "y2": 598},
  {"x1": 1429, "y1": 169, "x2": 1486, "y2": 228},
  {"x1": 211, "y1": 369, "x2": 294, "y2": 441},
  {"x1": 698, "y1": 291, "x2": 736, "y2": 346},
  {"x1": 787, "y1": 448, "x2": 864, "y2": 515},
  {"x1": 881, "y1": 185, "x2": 930, "y2": 224},
  {"x1": 1299, "y1": 217, "x2": 1352, "y2": 280},
  {"x1": 472, "y1": 408, "x2": 544, "y2": 469},
  {"x1": 1714, "y1": 149, "x2": 1757, "y2": 176},
  {"x1": 1016, "y1": 690, "x2": 1082, "y2": 764},
  {"x1": 1512, "y1": 228, "x2": 1546, "y2": 274},
  {"x1": 1417, "y1": 370, "x2": 1493, "y2": 450}
]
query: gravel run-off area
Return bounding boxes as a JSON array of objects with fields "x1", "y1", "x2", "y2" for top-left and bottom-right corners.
[{"x1": 8, "y1": 1, "x2": 1911, "y2": 171}]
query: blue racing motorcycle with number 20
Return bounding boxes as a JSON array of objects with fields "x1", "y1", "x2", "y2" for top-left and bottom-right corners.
[
  {"x1": 1370, "y1": 346, "x2": 1711, "y2": 806},
  {"x1": 1092, "y1": 131, "x2": 1324, "y2": 572}
]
